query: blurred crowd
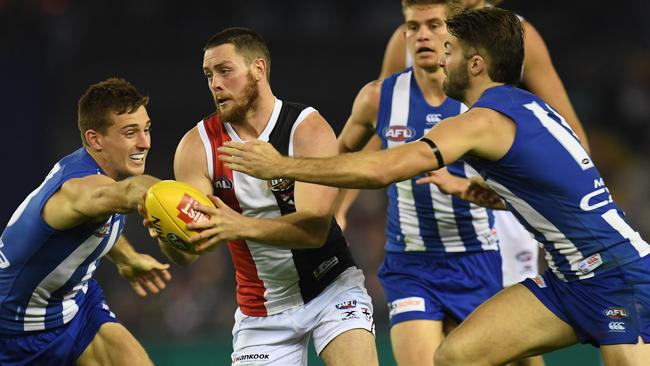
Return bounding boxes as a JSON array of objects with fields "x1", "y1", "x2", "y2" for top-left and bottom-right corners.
[{"x1": 1, "y1": 0, "x2": 649, "y2": 344}]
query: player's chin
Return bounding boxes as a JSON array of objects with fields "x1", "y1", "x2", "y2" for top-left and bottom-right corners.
[
  {"x1": 416, "y1": 60, "x2": 440, "y2": 73},
  {"x1": 126, "y1": 163, "x2": 146, "y2": 176}
]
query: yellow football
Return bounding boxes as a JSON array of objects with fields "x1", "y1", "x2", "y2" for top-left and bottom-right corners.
[{"x1": 144, "y1": 180, "x2": 214, "y2": 254}]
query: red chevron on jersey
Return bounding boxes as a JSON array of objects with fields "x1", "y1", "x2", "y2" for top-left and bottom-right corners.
[{"x1": 203, "y1": 113, "x2": 268, "y2": 316}]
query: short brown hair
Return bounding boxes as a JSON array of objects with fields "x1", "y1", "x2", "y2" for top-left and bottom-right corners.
[
  {"x1": 204, "y1": 27, "x2": 272, "y2": 81},
  {"x1": 77, "y1": 78, "x2": 149, "y2": 146},
  {"x1": 402, "y1": 0, "x2": 464, "y2": 18},
  {"x1": 446, "y1": 7, "x2": 524, "y2": 84}
]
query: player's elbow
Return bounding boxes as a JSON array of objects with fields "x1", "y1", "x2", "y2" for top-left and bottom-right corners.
[
  {"x1": 301, "y1": 217, "x2": 332, "y2": 248},
  {"x1": 364, "y1": 167, "x2": 397, "y2": 188}
]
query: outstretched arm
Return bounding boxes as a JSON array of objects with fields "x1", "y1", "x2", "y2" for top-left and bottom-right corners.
[
  {"x1": 521, "y1": 20, "x2": 590, "y2": 152},
  {"x1": 219, "y1": 108, "x2": 515, "y2": 189},
  {"x1": 43, "y1": 174, "x2": 160, "y2": 230}
]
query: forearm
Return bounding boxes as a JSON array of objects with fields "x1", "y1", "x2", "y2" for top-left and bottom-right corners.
[
  {"x1": 106, "y1": 236, "x2": 138, "y2": 264},
  {"x1": 244, "y1": 212, "x2": 332, "y2": 249},
  {"x1": 89, "y1": 175, "x2": 160, "y2": 215},
  {"x1": 335, "y1": 189, "x2": 360, "y2": 219},
  {"x1": 279, "y1": 151, "x2": 393, "y2": 189}
]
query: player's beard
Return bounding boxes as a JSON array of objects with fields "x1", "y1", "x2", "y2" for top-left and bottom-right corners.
[
  {"x1": 442, "y1": 60, "x2": 470, "y2": 103},
  {"x1": 216, "y1": 72, "x2": 259, "y2": 124}
]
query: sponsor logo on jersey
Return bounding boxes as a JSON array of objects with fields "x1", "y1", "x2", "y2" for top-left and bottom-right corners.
[
  {"x1": 94, "y1": 221, "x2": 111, "y2": 238},
  {"x1": 335, "y1": 300, "x2": 357, "y2": 310},
  {"x1": 604, "y1": 307, "x2": 629, "y2": 319},
  {"x1": 267, "y1": 178, "x2": 294, "y2": 192},
  {"x1": 342, "y1": 310, "x2": 359, "y2": 320},
  {"x1": 232, "y1": 353, "x2": 271, "y2": 364},
  {"x1": 577, "y1": 253, "x2": 603, "y2": 274},
  {"x1": 383, "y1": 126, "x2": 416, "y2": 142},
  {"x1": 214, "y1": 176, "x2": 233, "y2": 191},
  {"x1": 608, "y1": 321, "x2": 626, "y2": 332},
  {"x1": 425, "y1": 113, "x2": 442, "y2": 124},
  {"x1": 177, "y1": 194, "x2": 210, "y2": 224},
  {"x1": 361, "y1": 306, "x2": 372, "y2": 321},
  {"x1": 313, "y1": 256, "x2": 339, "y2": 280},
  {"x1": 388, "y1": 296, "x2": 425, "y2": 318}
]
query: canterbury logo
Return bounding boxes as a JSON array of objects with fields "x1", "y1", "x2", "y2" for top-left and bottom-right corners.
[{"x1": 608, "y1": 322, "x2": 626, "y2": 331}]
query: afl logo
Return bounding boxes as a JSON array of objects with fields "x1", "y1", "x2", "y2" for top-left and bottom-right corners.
[
  {"x1": 604, "y1": 307, "x2": 629, "y2": 319},
  {"x1": 383, "y1": 126, "x2": 416, "y2": 142},
  {"x1": 214, "y1": 177, "x2": 233, "y2": 191}
]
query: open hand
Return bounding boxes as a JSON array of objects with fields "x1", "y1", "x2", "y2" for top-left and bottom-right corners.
[
  {"x1": 218, "y1": 140, "x2": 284, "y2": 179},
  {"x1": 115, "y1": 253, "x2": 171, "y2": 297}
]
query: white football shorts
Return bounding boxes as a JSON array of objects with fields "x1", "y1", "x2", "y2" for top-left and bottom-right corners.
[{"x1": 231, "y1": 267, "x2": 375, "y2": 365}]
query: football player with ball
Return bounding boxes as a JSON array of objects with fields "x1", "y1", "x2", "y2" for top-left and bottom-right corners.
[
  {"x1": 144, "y1": 28, "x2": 378, "y2": 366},
  {"x1": 0, "y1": 78, "x2": 170, "y2": 365}
]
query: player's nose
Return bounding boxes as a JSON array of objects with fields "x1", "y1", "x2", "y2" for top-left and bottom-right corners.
[{"x1": 137, "y1": 131, "x2": 151, "y2": 149}]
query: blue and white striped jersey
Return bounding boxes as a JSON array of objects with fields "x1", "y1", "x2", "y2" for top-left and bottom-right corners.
[
  {"x1": 377, "y1": 68, "x2": 497, "y2": 254},
  {"x1": 0, "y1": 148, "x2": 125, "y2": 335},
  {"x1": 468, "y1": 85, "x2": 649, "y2": 281}
]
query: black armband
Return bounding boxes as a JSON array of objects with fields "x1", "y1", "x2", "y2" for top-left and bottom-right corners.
[{"x1": 419, "y1": 137, "x2": 445, "y2": 167}]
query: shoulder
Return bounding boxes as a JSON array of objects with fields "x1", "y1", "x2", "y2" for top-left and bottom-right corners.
[
  {"x1": 294, "y1": 110, "x2": 333, "y2": 137},
  {"x1": 293, "y1": 111, "x2": 337, "y2": 157},
  {"x1": 176, "y1": 126, "x2": 204, "y2": 157},
  {"x1": 453, "y1": 107, "x2": 506, "y2": 132},
  {"x1": 352, "y1": 79, "x2": 383, "y2": 113}
]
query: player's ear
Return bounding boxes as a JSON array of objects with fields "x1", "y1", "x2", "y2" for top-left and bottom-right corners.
[
  {"x1": 469, "y1": 54, "x2": 485, "y2": 77},
  {"x1": 251, "y1": 58, "x2": 266, "y2": 81},
  {"x1": 85, "y1": 129, "x2": 103, "y2": 150}
]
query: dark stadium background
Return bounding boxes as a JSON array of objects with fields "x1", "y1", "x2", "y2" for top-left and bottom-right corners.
[{"x1": 1, "y1": 1, "x2": 649, "y2": 364}]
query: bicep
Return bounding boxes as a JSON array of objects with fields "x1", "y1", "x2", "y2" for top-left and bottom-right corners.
[
  {"x1": 337, "y1": 84, "x2": 380, "y2": 153},
  {"x1": 174, "y1": 129, "x2": 214, "y2": 195},
  {"x1": 293, "y1": 112, "x2": 339, "y2": 216},
  {"x1": 43, "y1": 175, "x2": 116, "y2": 229},
  {"x1": 421, "y1": 115, "x2": 479, "y2": 167}
]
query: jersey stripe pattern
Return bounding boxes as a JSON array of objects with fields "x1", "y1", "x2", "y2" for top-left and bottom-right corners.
[
  {"x1": 0, "y1": 148, "x2": 125, "y2": 335},
  {"x1": 376, "y1": 69, "x2": 497, "y2": 254},
  {"x1": 198, "y1": 98, "x2": 356, "y2": 317},
  {"x1": 469, "y1": 85, "x2": 650, "y2": 281}
]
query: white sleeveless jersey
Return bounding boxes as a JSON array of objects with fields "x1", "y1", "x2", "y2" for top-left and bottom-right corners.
[{"x1": 197, "y1": 98, "x2": 356, "y2": 317}]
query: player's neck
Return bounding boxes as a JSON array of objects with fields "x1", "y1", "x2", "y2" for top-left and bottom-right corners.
[
  {"x1": 464, "y1": 80, "x2": 505, "y2": 106},
  {"x1": 85, "y1": 148, "x2": 121, "y2": 181},
  {"x1": 413, "y1": 66, "x2": 446, "y2": 105},
  {"x1": 229, "y1": 85, "x2": 276, "y2": 140}
]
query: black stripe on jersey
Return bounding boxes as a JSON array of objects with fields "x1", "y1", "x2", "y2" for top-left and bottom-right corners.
[{"x1": 267, "y1": 101, "x2": 356, "y2": 304}]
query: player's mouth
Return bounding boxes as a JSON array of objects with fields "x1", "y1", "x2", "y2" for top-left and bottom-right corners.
[
  {"x1": 416, "y1": 47, "x2": 435, "y2": 55},
  {"x1": 216, "y1": 97, "x2": 230, "y2": 107},
  {"x1": 129, "y1": 153, "x2": 146, "y2": 163}
]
